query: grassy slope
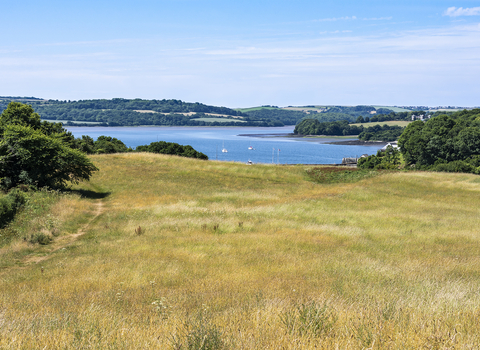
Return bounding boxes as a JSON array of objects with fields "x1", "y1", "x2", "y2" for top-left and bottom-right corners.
[
  {"x1": 372, "y1": 106, "x2": 412, "y2": 112},
  {"x1": 1, "y1": 154, "x2": 480, "y2": 349},
  {"x1": 350, "y1": 120, "x2": 412, "y2": 127},
  {"x1": 235, "y1": 106, "x2": 278, "y2": 112},
  {"x1": 190, "y1": 117, "x2": 247, "y2": 123}
]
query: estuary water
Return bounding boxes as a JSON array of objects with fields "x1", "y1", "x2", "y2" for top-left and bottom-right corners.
[{"x1": 66, "y1": 126, "x2": 383, "y2": 165}]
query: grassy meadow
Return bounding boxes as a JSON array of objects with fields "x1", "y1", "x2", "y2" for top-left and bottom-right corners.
[
  {"x1": 350, "y1": 120, "x2": 412, "y2": 128},
  {"x1": 191, "y1": 118, "x2": 247, "y2": 123},
  {"x1": 1, "y1": 153, "x2": 480, "y2": 349}
]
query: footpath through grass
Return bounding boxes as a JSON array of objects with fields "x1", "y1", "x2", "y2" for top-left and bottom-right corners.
[{"x1": 1, "y1": 153, "x2": 480, "y2": 349}]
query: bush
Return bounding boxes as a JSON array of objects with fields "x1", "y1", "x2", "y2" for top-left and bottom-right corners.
[
  {"x1": 29, "y1": 232, "x2": 53, "y2": 245},
  {"x1": 0, "y1": 189, "x2": 27, "y2": 228},
  {"x1": 357, "y1": 146, "x2": 400, "y2": 170},
  {"x1": 430, "y1": 160, "x2": 475, "y2": 173},
  {"x1": 0, "y1": 103, "x2": 98, "y2": 190},
  {"x1": 136, "y1": 141, "x2": 208, "y2": 160}
]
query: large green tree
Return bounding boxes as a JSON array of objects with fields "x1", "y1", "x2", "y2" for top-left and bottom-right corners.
[
  {"x1": 398, "y1": 109, "x2": 480, "y2": 170},
  {"x1": 0, "y1": 102, "x2": 98, "y2": 189}
]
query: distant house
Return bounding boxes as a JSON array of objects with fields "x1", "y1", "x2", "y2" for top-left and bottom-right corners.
[
  {"x1": 381, "y1": 142, "x2": 399, "y2": 151},
  {"x1": 411, "y1": 114, "x2": 431, "y2": 121},
  {"x1": 342, "y1": 157, "x2": 359, "y2": 165}
]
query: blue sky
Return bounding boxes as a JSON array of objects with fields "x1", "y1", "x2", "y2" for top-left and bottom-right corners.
[{"x1": 1, "y1": 0, "x2": 480, "y2": 107}]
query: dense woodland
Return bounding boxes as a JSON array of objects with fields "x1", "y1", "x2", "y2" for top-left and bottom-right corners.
[
  {"x1": 294, "y1": 108, "x2": 453, "y2": 141},
  {"x1": 398, "y1": 108, "x2": 480, "y2": 172},
  {"x1": 294, "y1": 119, "x2": 405, "y2": 141},
  {"x1": 359, "y1": 108, "x2": 480, "y2": 173},
  {"x1": 358, "y1": 125, "x2": 405, "y2": 141},
  {"x1": 0, "y1": 97, "x2": 431, "y2": 127},
  {"x1": 294, "y1": 120, "x2": 363, "y2": 136},
  {"x1": 0, "y1": 98, "x2": 304, "y2": 127}
]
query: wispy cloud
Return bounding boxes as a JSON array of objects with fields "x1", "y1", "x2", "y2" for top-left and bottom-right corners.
[
  {"x1": 315, "y1": 16, "x2": 357, "y2": 22},
  {"x1": 319, "y1": 30, "x2": 353, "y2": 34},
  {"x1": 444, "y1": 7, "x2": 480, "y2": 17},
  {"x1": 362, "y1": 17, "x2": 392, "y2": 21}
]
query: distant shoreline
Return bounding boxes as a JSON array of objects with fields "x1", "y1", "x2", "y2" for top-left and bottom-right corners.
[
  {"x1": 325, "y1": 140, "x2": 390, "y2": 146},
  {"x1": 238, "y1": 132, "x2": 391, "y2": 146}
]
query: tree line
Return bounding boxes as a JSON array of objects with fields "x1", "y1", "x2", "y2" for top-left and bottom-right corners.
[
  {"x1": 1, "y1": 98, "x2": 426, "y2": 127},
  {"x1": 398, "y1": 109, "x2": 480, "y2": 173},
  {"x1": 358, "y1": 108, "x2": 480, "y2": 174},
  {"x1": 0, "y1": 98, "x2": 303, "y2": 127},
  {"x1": 294, "y1": 119, "x2": 404, "y2": 141}
]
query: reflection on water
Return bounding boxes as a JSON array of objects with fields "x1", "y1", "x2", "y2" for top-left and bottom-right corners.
[{"x1": 66, "y1": 126, "x2": 383, "y2": 165}]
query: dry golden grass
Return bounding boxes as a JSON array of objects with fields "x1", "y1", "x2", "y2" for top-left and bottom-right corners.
[{"x1": 1, "y1": 152, "x2": 480, "y2": 349}]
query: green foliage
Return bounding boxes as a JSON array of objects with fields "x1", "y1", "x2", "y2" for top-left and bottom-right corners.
[
  {"x1": 398, "y1": 109, "x2": 480, "y2": 173},
  {"x1": 0, "y1": 102, "x2": 76, "y2": 146},
  {"x1": 136, "y1": 141, "x2": 208, "y2": 160},
  {"x1": 294, "y1": 119, "x2": 363, "y2": 136},
  {"x1": 0, "y1": 102, "x2": 98, "y2": 190},
  {"x1": 294, "y1": 119, "x2": 403, "y2": 139},
  {"x1": 0, "y1": 188, "x2": 64, "y2": 248},
  {"x1": 74, "y1": 135, "x2": 95, "y2": 153},
  {"x1": 358, "y1": 124, "x2": 404, "y2": 141},
  {"x1": 1, "y1": 98, "x2": 247, "y2": 127},
  {"x1": 93, "y1": 136, "x2": 131, "y2": 154},
  {"x1": 0, "y1": 102, "x2": 42, "y2": 132},
  {"x1": 305, "y1": 167, "x2": 380, "y2": 183},
  {"x1": 0, "y1": 188, "x2": 27, "y2": 228},
  {"x1": 429, "y1": 160, "x2": 475, "y2": 173},
  {"x1": 29, "y1": 232, "x2": 53, "y2": 245},
  {"x1": 357, "y1": 145, "x2": 401, "y2": 170}
]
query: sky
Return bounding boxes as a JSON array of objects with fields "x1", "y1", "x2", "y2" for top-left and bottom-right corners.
[{"x1": 1, "y1": 0, "x2": 480, "y2": 108}]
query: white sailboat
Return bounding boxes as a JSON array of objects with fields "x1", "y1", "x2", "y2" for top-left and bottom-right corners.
[{"x1": 222, "y1": 141, "x2": 228, "y2": 153}]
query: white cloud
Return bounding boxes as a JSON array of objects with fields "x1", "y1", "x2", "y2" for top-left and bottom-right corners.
[
  {"x1": 315, "y1": 16, "x2": 356, "y2": 22},
  {"x1": 362, "y1": 17, "x2": 393, "y2": 21},
  {"x1": 444, "y1": 7, "x2": 480, "y2": 17}
]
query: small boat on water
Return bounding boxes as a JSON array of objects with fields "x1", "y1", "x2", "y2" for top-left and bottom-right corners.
[
  {"x1": 246, "y1": 159, "x2": 253, "y2": 165},
  {"x1": 222, "y1": 141, "x2": 228, "y2": 153},
  {"x1": 248, "y1": 145, "x2": 254, "y2": 150}
]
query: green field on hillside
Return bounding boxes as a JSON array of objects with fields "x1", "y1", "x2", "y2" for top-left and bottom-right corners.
[
  {"x1": 351, "y1": 120, "x2": 412, "y2": 127},
  {"x1": 372, "y1": 106, "x2": 412, "y2": 112},
  {"x1": 42, "y1": 119, "x2": 102, "y2": 125},
  {"x1": 190, "y1": 117, "x2": 247, "y2": 123},
  {"x1": 1, "y1": 154, "x2": 480, "y2": 348},
  {"x1": 235, "y1": 106, "x2": 279, "y2": 112}
]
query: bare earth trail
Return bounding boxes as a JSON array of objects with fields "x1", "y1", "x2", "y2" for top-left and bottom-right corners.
[{"x1": 23, "y1": 200, "x2": 105, "y2": 265}]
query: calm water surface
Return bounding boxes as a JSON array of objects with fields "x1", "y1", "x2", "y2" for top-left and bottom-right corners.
[{"x1": 66, "y1": 126, "x2": 383, "y2": 165}]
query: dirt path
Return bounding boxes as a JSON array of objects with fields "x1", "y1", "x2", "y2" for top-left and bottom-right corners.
[{"x1": 23, "y1": 200, "x2": 105, "y2": 265}]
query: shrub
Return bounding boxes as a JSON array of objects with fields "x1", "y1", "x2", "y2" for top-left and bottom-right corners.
[
  {"x1": 431, "y1": 160, "x2": 474, "y2": 173},
  {"x1": 0, "y1": 188, "x2": 27, "y2": 228},
  {"x1": 29, "y1": 232, "x2": 53, "y2": 245}
]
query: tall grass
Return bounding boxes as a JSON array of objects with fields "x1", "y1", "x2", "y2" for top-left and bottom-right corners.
[{"x1": 1, "y1": 153, "x2": 480, "y2": 348}]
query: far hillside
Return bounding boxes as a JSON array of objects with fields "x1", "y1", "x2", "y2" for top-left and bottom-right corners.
[
  {"x1": 350, "y1": 120, "x2": 411, "y2": 127},
  {"x1": 0, "y1": 97, "x2": 470, "y2": 128}
]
